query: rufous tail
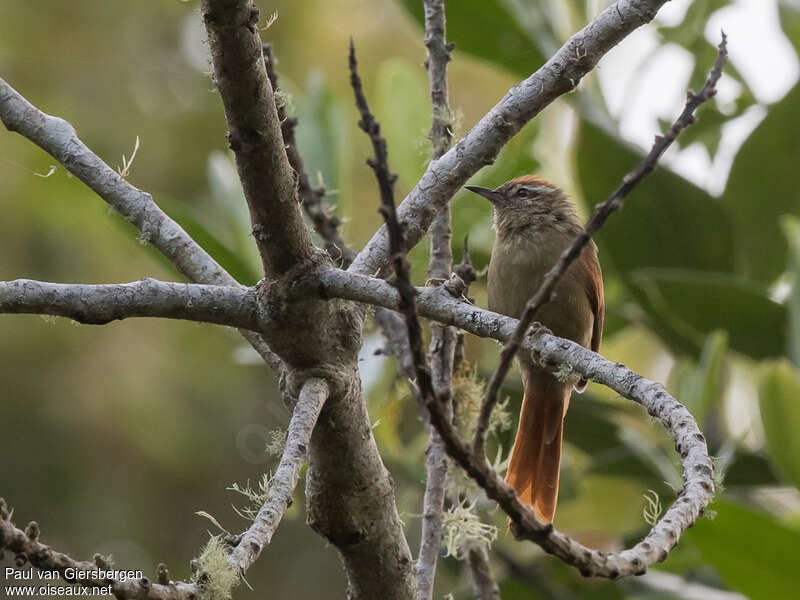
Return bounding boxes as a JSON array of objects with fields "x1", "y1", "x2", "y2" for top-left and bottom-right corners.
[{"x1": 504, "y1": 369, "x2": 570, "y2": 524}]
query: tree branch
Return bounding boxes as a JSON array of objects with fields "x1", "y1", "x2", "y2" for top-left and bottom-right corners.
[
  {"x1": 0, "y1": 279, "x2": 261, "y2": 330},
  {"x1": 201, "y1": 0, "x2": 315, "y2": 276},
  {"x1": 0, "y1": 76, "x2": 283, "y2": 374},
  {"x1": 416, "y1": 2, "x2": 455, "y2": 597},
  {"x1": 348, "y1": 40, "x2": 399, "y2": 217},
  {"x1": 473, "y1": 33, "x2": 728, "y2": 458},
  {"x1": 317, "y1": 266, "x2": 714, "y2": 578},
  {"x1": 466, "y1": 545, "x2": 501, "y2": 600},
  {"x1": 228, "y1": 377, "x2": 329, "y2": 573},
  {"x1": 0, "y1": 499, "x2": 195, "y2": 600},
  {"x1": 1, "y1": 379, "x2": 329, "y2": 598},
  {"x1": 262, "y1": 43, "x2": 356, "y2": 267},
  {"x1": 348, "y1": 0, "x2": 670, "y2": 277}
]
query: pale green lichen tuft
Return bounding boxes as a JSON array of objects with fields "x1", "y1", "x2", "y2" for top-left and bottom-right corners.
[
  {"x1": 553, "y1": 363, "x2": 574, "y2": 382},
  {"x1": 265, "y1": 428, "x2": 287, "y2": 457},
  {"x1": 274, "y1": 88, "x2": 292, "y2": 111},
  {"x1": 642, "y1": 489, "x2": 662, "y2": 527},
  {"x1": 228, "y1": 472, "x2": 272, "y2": 521},
  {"x1": 192, "y1": 535, "x2": 239, "y2": 600},
  {"x1": 116, "y1": 135, "x2": 140, "y2": 178},
  {"x1": 452, "y1": 363, "x2": 512, "y2": 439},
  {"x1": 441, "y1": 502, "x2": 497, "y2": 559}
]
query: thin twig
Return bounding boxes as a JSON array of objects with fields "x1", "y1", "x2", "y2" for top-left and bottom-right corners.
[
  {"x1": 416, "y1": 2, "x2": 456, "y2": 597},
  {"x1": 349, "y1": 39, "x2": 399, "y2": 221},
  {"x1": 472, "y1": 34, "x2": 728, "y2": 457},
  {"x1": 262, "y1": 43, "x2": 355, "y2": 267},
  {"x1": 348, "y1": 38, "x2": 437, "y2": 411},
  {"x1": 466, "y1": 545, "x2": 501, "y2": 600}
]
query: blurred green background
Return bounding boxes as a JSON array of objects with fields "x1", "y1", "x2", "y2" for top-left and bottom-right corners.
[{"x1": 2, "y1": 1, "x2": 800, "y2": 599}]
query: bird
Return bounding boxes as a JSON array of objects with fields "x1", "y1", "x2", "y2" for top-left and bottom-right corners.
[{"x1": 466, "y1": 175, "x2": 605, "y2": 524}]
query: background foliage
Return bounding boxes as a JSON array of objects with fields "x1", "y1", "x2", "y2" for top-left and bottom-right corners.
[{"x1": 1, "y1": 1, "x2": 799, "y2": 598}]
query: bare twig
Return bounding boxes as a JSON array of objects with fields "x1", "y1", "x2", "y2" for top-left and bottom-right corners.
[
  {"x1": 349, "y1": 0, "x2": 671, "y2": 277},
  {"x1": 228, "y1": 378, "x2": 329, "y2": 572},
  {"x1": 472, "y1": 33, "x2": 728, "y2": 457},
  {"x1": 348, "y1": 36, "x2": 437, "y2": 419},
  {"x1": 0, "y1": 278, "x2": 261, "y2": 330},
  {"x1": 416, "y1": 3, "x2": 457, "y2": 597},
  {"x1": 466, "y1": 545, "x2": 501, "y2": 600},
  {"x1": 262, "y1": 43, "x2": 355, "y2": 267},
  {"x1": 0, "y1": 77, "x2": 283, "y2": 374},
  {"x1": 452, "y1": 237, "x2": 477, "y2": 372},
  {"x1": 201, "y1": 0, "x2": 314, "y2": 276},
  {"x1": 348, "y1": 39, "x2": 399, "y2": 221},
  {"x1": 348, "y1": 37, "x2": 433, "y2": 396}
]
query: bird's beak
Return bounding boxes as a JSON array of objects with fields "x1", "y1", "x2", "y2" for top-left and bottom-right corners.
[{"x1": 465, "y1": 185, "x2": 502, "y2": 204}]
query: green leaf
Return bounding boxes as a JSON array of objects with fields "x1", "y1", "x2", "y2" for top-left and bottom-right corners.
[
  {"x1": 576, "y1": 122, "x2": 744, "y2": 356},
  {"x1": 688, "y1": 501, "x2": 800, "y2": 600},
  {"x1": 395, "y1": 0, "x2": 544, "y2": 77},
  {"x1": 759, "y1": 360, "x2": 800, "y2": 490},
  {"x1": 668, "y1": 331, "x2": 728, "y2": 426},
  {"x1": 724, "y1": 82, "x2": 800, "y2": 284},
  {"x1": 168, "y1": 206, "x2": 260, "y2": 286},
  {"x1": 566, "y1": 395, "x2": 663, "y2": 484},
  {"x1": 630, "y1": 268, "x2": 787, "y2": 360},
  {"x1": 722, "y1": 451, "x2": 780, "y2": 487},
  {"x1": 782, "y1": 215, "x2": 800, "y2": 366},
  {"x1": 779, "y1": 0, "x2": 800, "y2": 53},
  {"x1": 293, "y1": 74, "x2": 349, "y2": 189},
  {"x1": 374, "y1": 57, "x2": 430, "y2": 187},
  {"x1": 657, "y1": 0, "x2": 730, "y2": 49},
  {"x1": 578, "y1": 122, "x2": 735, "y2": 275}
]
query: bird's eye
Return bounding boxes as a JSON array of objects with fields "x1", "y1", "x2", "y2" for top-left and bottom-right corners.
[{"x1": 516, "y1": 187, "x2": 530, "y2": 198}]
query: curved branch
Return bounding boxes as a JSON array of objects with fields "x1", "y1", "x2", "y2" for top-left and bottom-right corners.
[
  {"x1": 228, "y1": 377, "x2": 329, "y2": 573},
  {"x1": 317, "y1": 267, "x2": 714, "y2": 577},
  {"x1": 0, "y1": 278, "x2": 261, "y2": 330},
  {"x1": 201, "y1": 0, "x2": 315, "y2": 276},
  {"x1": 349, "y1": 0, "x2": 669, "y2": 277},
  {"x1": 0, "y1": 77, "x2": 283, "y2": 374}
]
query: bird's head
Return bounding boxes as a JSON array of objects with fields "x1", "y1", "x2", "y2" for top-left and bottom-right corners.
[{"x1": 466, "y1": 175, "x2": 579, "y2": 235}]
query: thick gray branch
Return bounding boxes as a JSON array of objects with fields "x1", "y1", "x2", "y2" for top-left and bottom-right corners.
[
  {"x1": 228, "y1": 378, "x2": 329, "y2": 573},
  {"x1": 201, "y1": 0, "x2": 315, "y2": 276},
  {"x1": 0, "y1": 279, "x2": 261, "y2": 330},
  {"x1": 349, "y1": 0, "x2": 669, "y2": 277},
  {"x1": 317, "y1": 267, "x2": 714, "y2": 578},
  {"x1": 0, "y1": 77, "x2": 282, "y2": 374}
]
